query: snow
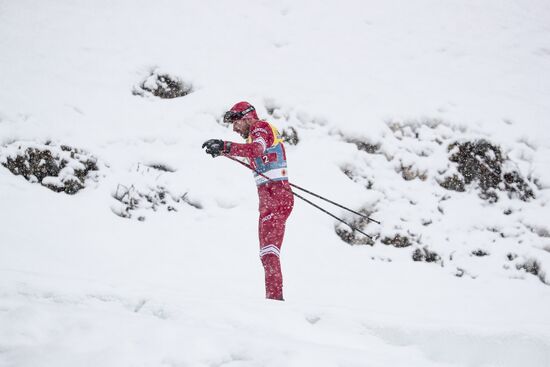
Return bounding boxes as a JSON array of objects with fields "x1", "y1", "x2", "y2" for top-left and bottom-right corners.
[{"x1": 1, "y1": 0, "x2": 550, "y2": 366}]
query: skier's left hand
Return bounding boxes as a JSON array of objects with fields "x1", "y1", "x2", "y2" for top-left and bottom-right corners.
[{"x1": 202, "y1": 139, "x2": 229, "y2": 157}]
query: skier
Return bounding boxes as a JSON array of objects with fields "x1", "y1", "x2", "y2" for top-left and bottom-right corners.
[{"x1": 202, "y1": 101, "x2": 294, "y2": 301}]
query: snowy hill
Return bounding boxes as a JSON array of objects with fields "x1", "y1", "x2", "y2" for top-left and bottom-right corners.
[{"x1": 1, "y1": 1, "x2": 550, "y2": 366}]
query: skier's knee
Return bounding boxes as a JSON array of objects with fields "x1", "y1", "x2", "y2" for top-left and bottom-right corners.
[
  {"x1": 260, "y1": 245, "x2": 280, "y2": 267},
  {"x1": 260, "y1": 212, "x2": 274, "y2": 223}
]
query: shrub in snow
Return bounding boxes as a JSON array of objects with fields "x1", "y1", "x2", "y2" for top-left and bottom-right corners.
[
  {"x1": 399, "y1": 163, "x2": 428, "y2": 181},
  {"x1": 261, "y1": 100, "x2": 318, "y2": 145},
  {"x1": 335, "y1": 227, "x2": 373, "y2": 246},
  {"x1": 281, "y1": 126, "x2": 299, "y2": 145},
  {"x1": 345, "y1": 138, "x2": 380, "y2": 154},
  {"x1": 340, "y1": 165, "x2": 374, "y2": 190},
  {"x1": 112, "y1": 184, "x2": 199, "y2": 220},
  {"x1": 133, "y1": 69, "x2": 192, "y2": 99},
  {"x1": 412, "y1": 247, "x2": 441, "y2": 263},
  {"x1": 507, "y1": 253, "x2": 518, "y2": 261},
  {"x1": 111, "y1": 163, "x2": 201, "y2": 221},
  {"x1": 526, "y1": 224, "x2": 550, "y2": 239},
  {"x1": 516, "y1": 258, "x2": 548, "y2": 285},
  {"x1": 443, "y1": 140, "x2": 534, "y2": 202},
  {"x1": 0, "y1": 142, "x2": 99, "y2": 194},
  {"x1": 381, "y1": 234, "x2": 413, "y2": 248},
  {"x1": 144, "y1": 163, "x2": 175, "y2": 172},
  {"x1": 334, "y1": 212, "x2": 375, "y2": 246},
  {"x1": 331, "y1": 119, "x2": 546, "y2": 285},
  {"x1": 439, "y1": 174, "x2": 465, "y2": 192},
  {"x1": 455, "y1": 268, "x2": 466, "y2": 277},
  {"x1": 388, "y1": 118, "x2": 451, "y2": 140},
  {"x1": 471, "y1": 249, "x2": 489, "y2": 257}
]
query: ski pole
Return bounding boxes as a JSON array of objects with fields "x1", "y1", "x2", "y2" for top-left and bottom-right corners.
[
  {"x1": 284, "y1": 181, "x2": 380, "y2": 224},
  {"x1": 223, "y1": 154, "x2": 375, "y2": 240},
  {"x1": 223, "y1": 154, "x2": 379, "y2": 224},
  {"x1": 290, "y1": 188, "x2": 374, "y2": 240}
]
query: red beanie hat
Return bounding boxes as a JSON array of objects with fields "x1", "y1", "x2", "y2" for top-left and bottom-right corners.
[{"x1": 229, "y1": 101, "x2": 258, "y2": 120}]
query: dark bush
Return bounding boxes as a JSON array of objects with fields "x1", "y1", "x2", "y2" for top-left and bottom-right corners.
[
  {"x1": 133, "y1": 69, "x2": 192, "y2": 99},
  {"x1": 412, "y1": 247, "x2": 440, "y2": 263},
  {"x1": 516, "y1": 258, "x2": 548, "y2": 285},
  {"x1": 442, "y1": 140, "x2": 534, "y2": 201},
  {"x1": 346, "y1": 138, "x2": 380, "y2": 154},
  {"x1": 112, "y1": 184, "x2": 201, "y2": 220},
  {"x1": 145, "y1": 163, "x2": 175, "y2": 172},
  {"x1": 340, "y1": 166, "x2": 374, "y2": 190},
  {"x1": 439, "y1": 174, "x2": 465, "y2": 192},
  {"x1": 471, "y1": 249, "x2": 489, "y2": 257},
  {"x1": 281, "y1": 127, "x2": 299, "y2": 145},
  {"x1": 334, "y1": 210, "x2": 375, "y2": 246},
  {"x1": 516, "y1": 259, "x2": 540, "y2": 276},
  {"x1": 381, "y1": 234, "x2": 412, "y2": 248},
  {"x1": 399, "y1": 164, "x2": 427, "y2": 181},
  {"x1": 1, "y1": 143, "x2": 98, "y2": 194}
]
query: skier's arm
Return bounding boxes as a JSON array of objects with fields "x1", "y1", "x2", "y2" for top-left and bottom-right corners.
[
  {"x1": 226, "y1": 123, "x2": 274, "y2": 159},
  {"x1": 226, "y1": 141, "x2": 263, "y2": 159}
]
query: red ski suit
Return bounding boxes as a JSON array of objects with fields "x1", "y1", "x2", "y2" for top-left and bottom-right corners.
[{"x1": 226, "y1": 120, "x2": 294, "y2": 300}]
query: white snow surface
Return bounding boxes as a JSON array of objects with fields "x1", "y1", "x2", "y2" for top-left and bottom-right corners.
[{"x1": 1, "y1": 1, "x2": 550, "y2": 366}]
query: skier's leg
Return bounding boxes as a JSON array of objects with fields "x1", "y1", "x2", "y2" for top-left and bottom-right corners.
[
  {"x1": 258, "y1": 186, "x2": 294, "y2": 300},
  {"x1": 259, "y1": 211, "x2": 287, "y2": 300},
  {"x1": 260, "y1": 253, "x2": 283, "y2": 300}
]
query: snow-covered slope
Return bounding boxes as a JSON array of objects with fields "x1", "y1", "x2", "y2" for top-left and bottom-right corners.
[{"x1": 1, "y1": 1, "x2": 550, "y2": 366}]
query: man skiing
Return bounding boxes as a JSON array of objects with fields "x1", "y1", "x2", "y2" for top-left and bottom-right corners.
[{"x1": 202, "y1": 101, "x2": 294, "y2": 301}]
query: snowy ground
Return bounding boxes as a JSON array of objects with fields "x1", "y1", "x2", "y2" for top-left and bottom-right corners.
[{"x1": 1, "y1": 1, "x2": 550, "y2": 366}]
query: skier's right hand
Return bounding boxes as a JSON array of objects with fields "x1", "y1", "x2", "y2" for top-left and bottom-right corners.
[{"x1": 202, "y1": 139, "x2": 230, "y2": 157}]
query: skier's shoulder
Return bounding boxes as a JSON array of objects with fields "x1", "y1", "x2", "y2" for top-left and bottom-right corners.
[{"x1": 250, "y1": 120, "x2": 274, "y2": 137}]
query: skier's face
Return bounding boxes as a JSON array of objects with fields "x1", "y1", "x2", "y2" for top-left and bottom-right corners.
[{"x1": 233, "y1": 119, "x2": 251, "y2": 139}]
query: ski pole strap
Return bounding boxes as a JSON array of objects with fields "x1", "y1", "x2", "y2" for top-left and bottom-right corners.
[{"x1": 222, "y1": 154, "x2": 374, "y2": 239}]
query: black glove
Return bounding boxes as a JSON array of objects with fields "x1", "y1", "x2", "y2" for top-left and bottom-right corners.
[{"x1": 202, "y1": 139, "x2": 230, "y2": 157}]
